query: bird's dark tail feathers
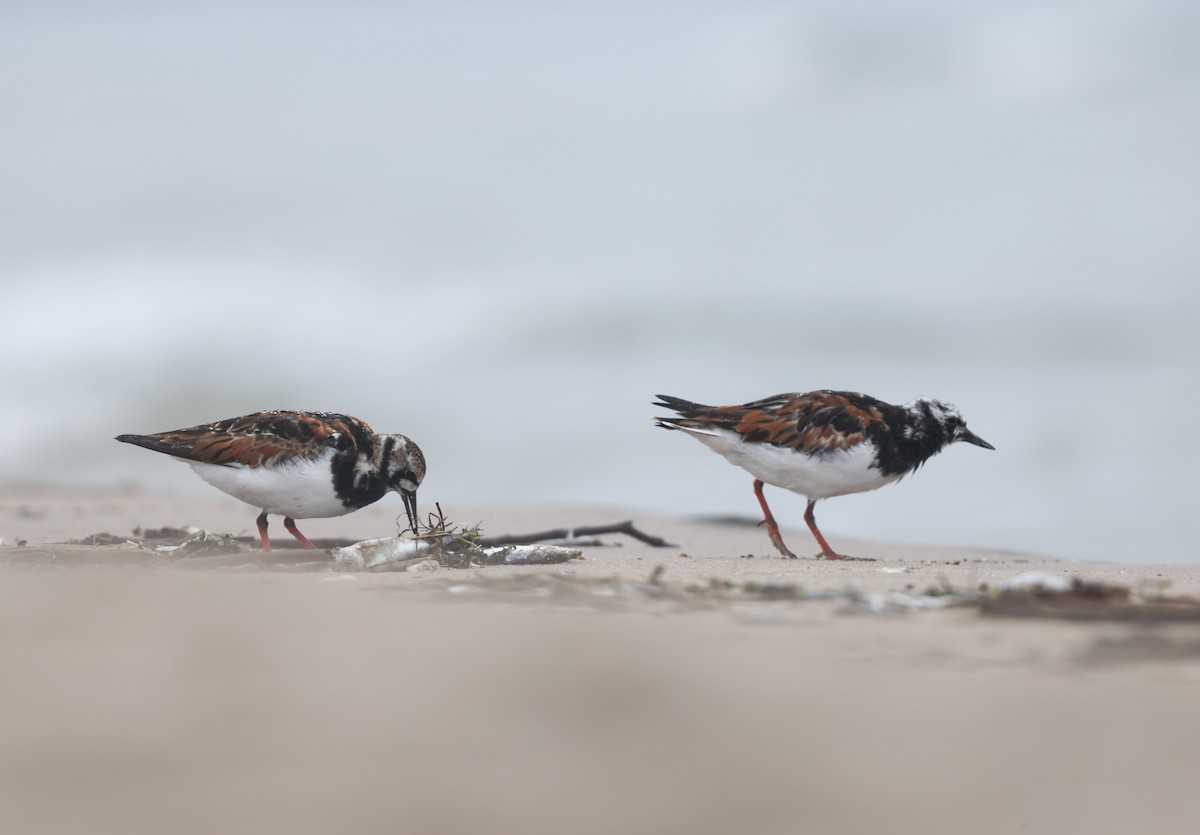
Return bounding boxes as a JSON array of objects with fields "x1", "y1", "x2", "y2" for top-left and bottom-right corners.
[
  {"x1": 114, "y1": 433, "x2": 204, "y2": 463},
  {"x1": 652, "y1": 394, "x2": 716, "y2": 431}
]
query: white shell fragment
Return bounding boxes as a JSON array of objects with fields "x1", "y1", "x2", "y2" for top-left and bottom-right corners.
[
  {"x1": 331, "y1": 537, "x2": 428, "y2": 570},
  {"x1": 999, "y1": 572, "x2": 1072, "y2": 593},
  {"x1": 329, "y1": 538, "x2": 581, "y2": 571},
  {"x1": 480, "y1": 544, "x2": 583, "y2": 565}
]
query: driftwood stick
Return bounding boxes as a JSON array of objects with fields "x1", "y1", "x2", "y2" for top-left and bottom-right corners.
[
  {"x1": 570, "y1": 521, "x2": 676, "y2": 548},
  {"x1": 477, "y1": 521, "x2": 675, "y2": 549},
  {"x1": 478, "y1": 529, "x2": 570, "y2": 547}
]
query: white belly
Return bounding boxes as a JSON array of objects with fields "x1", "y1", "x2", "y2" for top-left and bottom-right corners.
[
  {"x1": 187, "y1": 449, "x2": 351, "y2": 518},
  {"x1": 686, "y1": 428, "x2": 899, "y2": 500}
]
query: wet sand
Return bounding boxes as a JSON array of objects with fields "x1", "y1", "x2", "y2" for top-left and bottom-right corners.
[{"x1": 2, "y1": 486, "x2": 1198, "y2": 835}]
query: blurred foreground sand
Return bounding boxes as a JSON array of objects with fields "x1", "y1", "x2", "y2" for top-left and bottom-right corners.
[{"x1": 2, "y1": 487, "x2": 1199, "y2": 835}]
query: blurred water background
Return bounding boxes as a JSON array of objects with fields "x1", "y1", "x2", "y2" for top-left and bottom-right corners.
[{"x1": 2, "y1": 1, "x2": 1197, "y2": 562}]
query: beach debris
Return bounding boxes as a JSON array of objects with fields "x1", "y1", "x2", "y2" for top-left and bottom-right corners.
[
  {"x1": 133, "y1": 525, "x2": 199, "y2": 540},
  {"x1": 843, "y1": 587, "x2": 969, "y2": 615},
  {"x1": 71, "y1": 531, "x2": 132, "y2": 546},
  {"x1": 331, "y1": 537, "x2": 430, "y2": 570},
  {"x1": 998, "y1": 571, "x2": 1072, "y2": 593},
  {"x1": 477, "y1": 520, "x2": 675, "y2": 548},
  {"x1": 981, "y1": 576, "x2": 1200, "y2": 622},
  {"x1": 155, "y1": 530, "x2": 246, "y2": 557},
  {"x1": 477, "y1": 544, "x2": 583, "y2": 566},
  {"x1": 31, "y1": 504, "x2": 668, "y2": 571},
  {"x1": 392, "y1": 505, "x2": 588, "y2": 570},
  {"x1": 420, "y1": 565, "x2": 980, "y2": 615},
  {"x1": 331, "y1": 508, "x2": 579, "y2": 572},
  {"x1": 433, "y1": 566, "x2": 806, "y2": 605}
]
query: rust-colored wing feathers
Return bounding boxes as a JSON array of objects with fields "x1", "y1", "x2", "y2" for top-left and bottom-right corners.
[
  {"x1": 116, "y1": 411, "x2": 369, "y2": 468},
  {"x1": 174, "y1": 432, "x2": 296, "y2": 467},
  {"x1": 654, "y1": 391, "x2": 892, "y2": 456}
]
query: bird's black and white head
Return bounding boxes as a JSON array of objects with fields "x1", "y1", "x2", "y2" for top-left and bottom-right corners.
[
  {"x1": 909, "y1": 398, "x2": 994, "y2": 451},
  {"x1": 377, "y1": 434, "x2": 427, "y2": 533}
]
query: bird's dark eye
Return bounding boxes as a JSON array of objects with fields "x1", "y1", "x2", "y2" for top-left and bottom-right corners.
[{"x1": 390, "y1": 469, "x2": 417, "y2": 489}]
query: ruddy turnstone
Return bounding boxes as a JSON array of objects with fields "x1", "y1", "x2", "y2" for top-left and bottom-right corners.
[
  {"x1": 653, "y1": 391, "x2": 993, "y2": 560},
  {"x1": 116, "y1": 411, "x2": 426, "y2": 552}
]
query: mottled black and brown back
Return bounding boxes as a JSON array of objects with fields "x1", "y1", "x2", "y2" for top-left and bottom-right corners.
[
  {"x1": 115, "y1": 410, "x2": 375, "y2": 469},
  {"x1": 655, "y1": 391, "x2": 900, "y2": 450}
]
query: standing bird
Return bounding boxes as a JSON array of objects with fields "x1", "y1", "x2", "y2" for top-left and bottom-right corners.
[
  {"x1": 653, "y1": 391, "x2": 993, "y2": 560},
  {"x1": 116, "y1": 411, "x2": 426, "y2": 552}
]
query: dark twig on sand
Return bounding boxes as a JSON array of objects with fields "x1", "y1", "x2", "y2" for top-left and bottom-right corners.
[{"x1": 478, "y1": 520, "x2": 675, "y2": 548}]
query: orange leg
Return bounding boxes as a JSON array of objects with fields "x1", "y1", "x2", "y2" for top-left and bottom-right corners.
[
  {"x1": 753, "y1": 480, "x2": 797, "y2": 558},
  {"x1": 284, "y1": 517, "x2": 317, "y2": 549},
  {"x1": 256, "y1": 511, "x2": 272, "y2": 553},
  {"x1": 804, "y1": 500, "x2": 874, "y2": 561}
]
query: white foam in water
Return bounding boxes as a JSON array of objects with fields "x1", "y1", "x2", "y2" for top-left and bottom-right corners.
[{"x1": 1, "y1": 1, "x2": 1197, "y2": 563}]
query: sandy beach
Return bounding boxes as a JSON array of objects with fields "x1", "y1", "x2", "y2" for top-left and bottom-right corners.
[
  {"x1": 6, "y1": 3, "x2": 1198, "y2": 834},
  {"x1": 2, "y1": 485, "x2": 1198, "y2": 835}
]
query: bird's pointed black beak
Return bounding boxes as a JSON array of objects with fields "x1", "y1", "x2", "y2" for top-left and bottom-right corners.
[
  {"x1": 958, "y1": 428, "x2": 995, "y2": 450},
  {"x1": 401, "y1": 489, "x2": 419, "y2": 534}
]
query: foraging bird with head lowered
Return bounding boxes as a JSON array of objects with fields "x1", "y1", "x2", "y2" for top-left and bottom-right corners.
[{"x1": 116, "y1": 410, "x2": 425, "y2": 552}]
